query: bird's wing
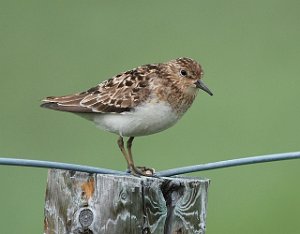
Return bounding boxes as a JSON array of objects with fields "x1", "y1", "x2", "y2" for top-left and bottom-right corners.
[{"x1": 41, "y1": 66, "x2": 155, "y2": 113}]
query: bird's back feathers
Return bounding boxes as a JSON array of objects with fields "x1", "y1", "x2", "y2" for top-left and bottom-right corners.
[{"x1": 41, "y1": 64, "x2": 159, "y2": 113}]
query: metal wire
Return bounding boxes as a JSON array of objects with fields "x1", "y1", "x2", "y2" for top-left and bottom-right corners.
[
  {"x1": 156, "y1": 151, "x2": 300, "y2": 177},
  {"x1": 0, "y1": 151, "x2": 299, "y2": 177},
  {"x1": 0, "y1": 158, "x2": 126, "y2": 175}
]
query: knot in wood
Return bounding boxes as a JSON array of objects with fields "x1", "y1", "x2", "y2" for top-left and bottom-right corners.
[
  {"x1": 120, "y1": 191, "x2": 127, "y2": 201},
  {"x1": 79, "y1": 208, "x2": 93, "y2": 228}
]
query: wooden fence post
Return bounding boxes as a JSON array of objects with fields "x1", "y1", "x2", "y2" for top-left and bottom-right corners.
[{"x1": 44, "y1": 169, "x2": 210, "y2": 234}]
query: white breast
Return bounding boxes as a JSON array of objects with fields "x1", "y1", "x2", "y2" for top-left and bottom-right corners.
[{"x1": 89, "y1": 101, "x2": 180, "y2": 137}]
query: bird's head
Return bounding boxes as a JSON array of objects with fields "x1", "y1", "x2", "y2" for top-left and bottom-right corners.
[{"x1": 165, "y1": 57, "x2": 213, "y2": 96}]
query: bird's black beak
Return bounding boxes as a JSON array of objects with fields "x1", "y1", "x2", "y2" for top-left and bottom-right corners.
[{"x1": 195, "y1": 80, "x2": 213, "y2": 96}]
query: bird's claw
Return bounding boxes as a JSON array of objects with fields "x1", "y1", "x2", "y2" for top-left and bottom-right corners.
[{"x1": 127, "y1": 166, "x2": 155, "y2": 177}]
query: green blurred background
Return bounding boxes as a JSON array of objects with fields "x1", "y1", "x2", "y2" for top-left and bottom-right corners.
[{"x1": 0, "y1": 0, "x2": 299, "y2": 233}]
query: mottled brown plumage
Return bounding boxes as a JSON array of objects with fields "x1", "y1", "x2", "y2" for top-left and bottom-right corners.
[
  {"x1": 41, "y1": 63, "x2": 156, "y2": 113},
  {"x1": 41, "y1": 57, "x2": 211, "y2": 114},
  {"x1": 41, "y1": 57, "x2": 213, "y2": 176}
]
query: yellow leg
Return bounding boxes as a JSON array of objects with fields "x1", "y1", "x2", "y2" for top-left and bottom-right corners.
[
  {"x1": 117, "y1": 136, "x2": 134, "y2": 170},
  {"x1": 117, "y1": 136, "x2": 155, "y2": 176},
  {"x1": 126, "y1": 136, "x2": 135, "y2": 168}
]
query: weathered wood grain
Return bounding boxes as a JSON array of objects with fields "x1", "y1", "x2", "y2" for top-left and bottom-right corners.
[{"x1": 44, "y1": 170, "x2": 209, "y2": 234}]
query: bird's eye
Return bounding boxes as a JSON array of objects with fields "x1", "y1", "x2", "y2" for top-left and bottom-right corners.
[{"x1": 180, "y1": 69, "x2": 188, "y2": 77}]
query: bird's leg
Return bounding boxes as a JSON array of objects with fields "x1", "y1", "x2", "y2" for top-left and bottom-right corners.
[
  {"x1": 126, "y1": 136, "x2": 135, "y2": 170},
  {"x1": 125, "y1": 136, "x2": 140, "y2": 175},
  {"x1": 117, "y1": 136, "x2": 132, "y2": 171},
  {"x1": 126, "y1": 137, "x2": 155, "y2": 176}
]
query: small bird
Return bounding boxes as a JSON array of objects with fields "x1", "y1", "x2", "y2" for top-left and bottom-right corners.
[{"x1": 41, "y1": 57, "x2": 213, "y2": 176}]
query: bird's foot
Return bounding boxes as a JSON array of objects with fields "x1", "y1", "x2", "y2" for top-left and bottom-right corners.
[{"x1": 128, "y1": 166, "x2": 155, "y2": 177}]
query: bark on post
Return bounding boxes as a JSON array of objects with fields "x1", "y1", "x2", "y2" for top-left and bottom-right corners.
[{"x1": 44, "y1": 169, "x2": 210, "y2": 234}]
